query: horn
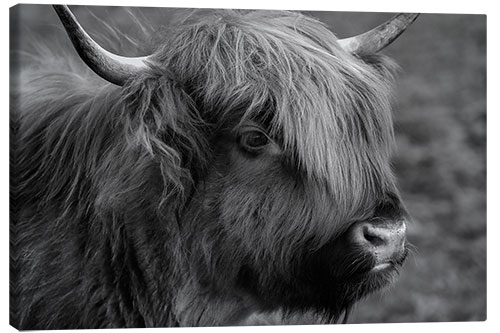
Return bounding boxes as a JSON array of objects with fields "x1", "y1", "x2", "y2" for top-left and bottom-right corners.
[
  {"x1": 53, "y1": 5, "x2": 151, "y2": 85},
  {"x1": 338, "y1": 13, "x2": 419, "y2": 55}
]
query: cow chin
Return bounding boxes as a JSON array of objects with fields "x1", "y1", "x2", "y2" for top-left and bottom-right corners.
[
  {"x1": 237, "y1": 232, "x2": 406, "y2": 322},
  {"x1": 294, "y1": 240, "x2": 405, "y2": 319}
]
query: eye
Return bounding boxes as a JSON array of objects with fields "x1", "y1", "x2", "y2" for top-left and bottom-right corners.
[{"x1": 238, "y1": 129, "x2": 269, "y2": 154}]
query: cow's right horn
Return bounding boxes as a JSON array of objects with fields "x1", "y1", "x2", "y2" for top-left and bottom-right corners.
[{"x1": 53, "y1": 5, "x2": 151, "y2": 86}]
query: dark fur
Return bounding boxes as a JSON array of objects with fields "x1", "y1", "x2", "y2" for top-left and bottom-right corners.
[{"x1": 11, "y1": 9, "x2": 408, "y2": 328}]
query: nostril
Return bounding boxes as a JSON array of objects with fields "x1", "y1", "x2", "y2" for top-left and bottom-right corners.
[
  {"x1": 350, "y1": 220, "x2": 407, "y2": 265},
  {"x1": 363, "y1": 226, "x2": 386, "y2": 247}
]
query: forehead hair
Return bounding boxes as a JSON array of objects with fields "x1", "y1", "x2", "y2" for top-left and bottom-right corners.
[{"x1": 152, "y1": 9, "x2": 397, "y2": 210}]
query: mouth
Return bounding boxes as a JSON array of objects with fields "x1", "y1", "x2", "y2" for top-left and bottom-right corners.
[
  {"x1": 365, "y1": 249, "x2": 408, "y2": 291},
  {"x1": 371, "y1": 246, "x2": 409, "y2": 272},
  {"x1": 371, "y1": 262, "x2": 392, "y2": 272}
]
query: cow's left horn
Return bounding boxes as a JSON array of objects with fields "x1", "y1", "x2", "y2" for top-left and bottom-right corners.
[
  {"x1": 338, "y1": 13, "x2": 419, "y2": 56},
  {"x1": 53, "y1": 5, "x2": 151, "y2": 86}
]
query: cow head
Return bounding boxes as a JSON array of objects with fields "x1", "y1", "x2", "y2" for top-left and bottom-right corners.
[{"x1": 54, "y1": 6, "x2": 416, "y2": 323}]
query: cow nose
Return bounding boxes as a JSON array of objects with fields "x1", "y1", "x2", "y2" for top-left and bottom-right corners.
[{"x1": 350, "y1": 220, "x2": 407, "y2": 264}]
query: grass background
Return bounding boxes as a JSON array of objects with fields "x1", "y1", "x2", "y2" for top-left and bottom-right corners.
[{"x1": 10, "y1": 4, "x2": 486, "y2": 324}]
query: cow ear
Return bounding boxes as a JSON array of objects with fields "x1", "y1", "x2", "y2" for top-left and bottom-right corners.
[
  {"x1": 96, "y1": 75, "x2": 209, "y2": 213},
  {"x1": 126, "y1": 74, "x2": 210, "y2": 192}
]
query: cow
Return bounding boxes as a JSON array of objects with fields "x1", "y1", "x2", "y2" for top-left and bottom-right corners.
[{"x1": 10, "y1": 5, "x2": 418, "y2": 329}]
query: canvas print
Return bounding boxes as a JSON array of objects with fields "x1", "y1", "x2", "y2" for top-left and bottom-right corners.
[{"x1": 9, "y1": 4, "x2": 486, "y2": 329}]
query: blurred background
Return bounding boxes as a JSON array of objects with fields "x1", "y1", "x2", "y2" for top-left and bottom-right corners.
[{"x1": 10, "y1": 4, "x2": 486, "y2": 324}]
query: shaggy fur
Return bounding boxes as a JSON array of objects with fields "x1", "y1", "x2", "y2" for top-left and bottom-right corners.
[{"x1": 11, "y1": 8, "x2": 408, "y2": 328}]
